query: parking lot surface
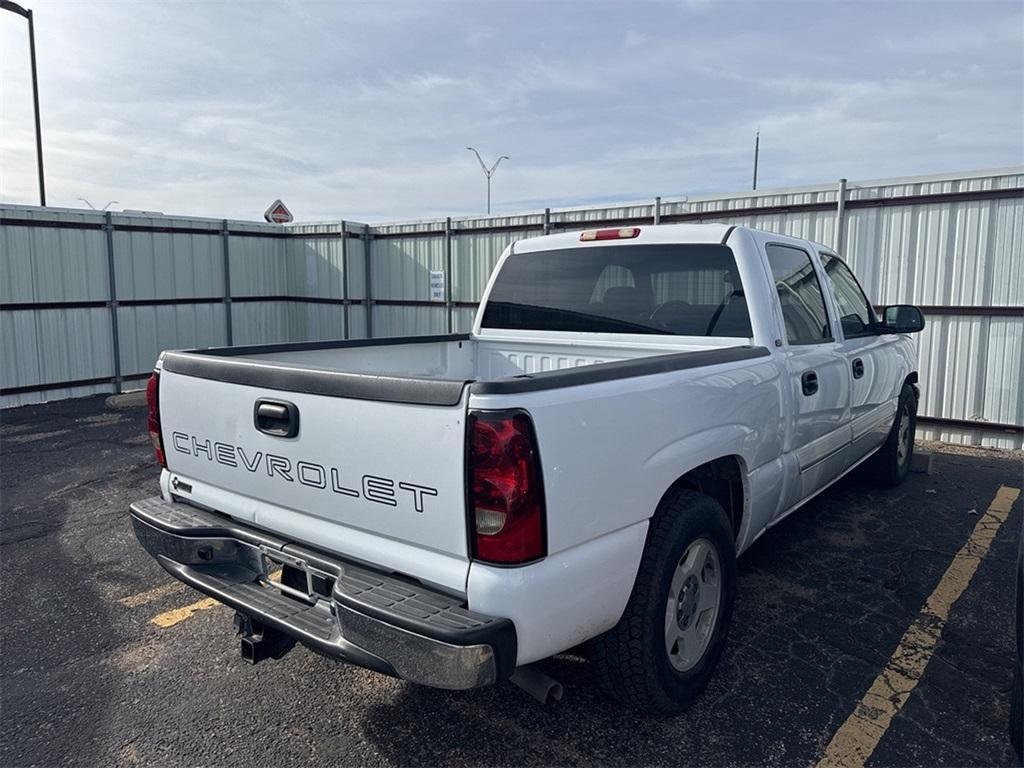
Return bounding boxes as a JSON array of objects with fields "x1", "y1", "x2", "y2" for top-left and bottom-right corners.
[{"x1": 2, "y1": 394, "x2": 1021, "y2": 767}]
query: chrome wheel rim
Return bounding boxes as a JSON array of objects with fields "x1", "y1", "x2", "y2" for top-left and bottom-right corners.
[
  {"x1": 664, "y1": 537, "x2": 722, "y2": 672},
  {"x1": 896, "y1": 405, "x2": 911, "y2": 465}
]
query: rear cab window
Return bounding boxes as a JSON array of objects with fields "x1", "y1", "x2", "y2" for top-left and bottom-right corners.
[{"x1": 481, "y1": 244, "x2": 752, "y2": 338}]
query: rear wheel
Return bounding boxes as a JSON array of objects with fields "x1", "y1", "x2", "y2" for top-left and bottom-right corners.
[
  {"x1": 590, "y1": 489, "x2": 736, "y2": 715},
  {"x1": 866, "y1": 383, "x2": 917, "y2": 488}
]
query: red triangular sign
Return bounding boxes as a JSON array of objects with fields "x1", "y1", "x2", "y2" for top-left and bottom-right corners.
[{"x1": 263, "y1": 199, "x2": 293, "y2": 224}]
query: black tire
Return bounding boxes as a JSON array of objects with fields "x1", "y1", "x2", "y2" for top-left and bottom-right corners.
[
  {"x1": 1011, "y1": 662, "x2": 1022, "y2": 765},
  {"x1": 866, "y1": 383, "x2": 917, "y2": 488},
  {"x1": 1011, "y1": 545, "x2": 1023, "y2": 765},
  {"x1": 590, "y1": 489, "x2": 736, "y2": 715}
]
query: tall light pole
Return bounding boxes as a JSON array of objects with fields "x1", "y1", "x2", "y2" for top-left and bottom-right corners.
[
  {"x1": 1, "y1": 1, "x2": 45, "y2": 206},
  {"x1": 466, "y1": 147, "x2": 509, "y2": 215}
]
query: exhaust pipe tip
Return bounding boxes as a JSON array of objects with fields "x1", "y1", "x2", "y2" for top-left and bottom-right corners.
[
  {"x1": 510, "y1": 665, "x2": 564, "y2": 705},
  {"x1": 546, "y1": 680, "x2": 564, "y2": 703}
]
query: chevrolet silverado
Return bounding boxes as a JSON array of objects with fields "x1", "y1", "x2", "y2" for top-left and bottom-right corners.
[{"x1": 130, "y1": 223, "x2": 925, "y2": 714}]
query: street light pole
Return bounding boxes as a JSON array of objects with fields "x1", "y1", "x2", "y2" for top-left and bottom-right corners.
[
  {"x1": 1, "y1": 1, "x2": 45, "y2": 206},
  {"x1": 27, "y1": 6, "x2": 44, "y2": 205},
  {"x1": 466, "y1": 147, "x2": 509, "y2": 215}
]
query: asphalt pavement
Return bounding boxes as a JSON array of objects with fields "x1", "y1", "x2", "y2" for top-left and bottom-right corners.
[{"x1": 1, "y1": 393, "x2": 1021, "y2": 767}]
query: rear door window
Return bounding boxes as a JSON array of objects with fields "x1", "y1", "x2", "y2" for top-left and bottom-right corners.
[{"x1": 765, "y1": 244, "x2": 833, "y2": 345}]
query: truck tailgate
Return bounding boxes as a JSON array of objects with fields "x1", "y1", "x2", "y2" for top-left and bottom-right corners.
[{"x1": 157, "y1": 368, "x2": 471, "y2": 593}]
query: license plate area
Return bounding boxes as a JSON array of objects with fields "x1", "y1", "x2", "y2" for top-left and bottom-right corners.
[{"x1": 258, "y1": 546, "x2": 336, "y2": 604}]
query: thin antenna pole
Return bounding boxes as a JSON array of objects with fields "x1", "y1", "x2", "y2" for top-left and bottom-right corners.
[{"x1": 752, "y1": 129, "x2": 760, "y2": 191}]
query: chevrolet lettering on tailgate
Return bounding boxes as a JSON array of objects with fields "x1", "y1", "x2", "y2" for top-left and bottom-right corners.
[{"x1": 170, "y1": 430, "x2": 439, "y2": 513}]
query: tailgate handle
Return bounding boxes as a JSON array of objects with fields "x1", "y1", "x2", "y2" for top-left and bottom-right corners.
[{"x1": 254, "y1": 399, "x2": 299, "y2": 438}]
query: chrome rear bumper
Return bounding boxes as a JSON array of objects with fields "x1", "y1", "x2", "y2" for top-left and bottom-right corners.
[{"x1": 129, "y1": 496, "x2": 516, "y2": 690}]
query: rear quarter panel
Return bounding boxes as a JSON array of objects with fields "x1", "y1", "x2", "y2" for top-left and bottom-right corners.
[
  {"x1": 470, "y1": 356, "x2": 785, "y2": 555},
  {"x1": 467, "y1": 354, "x2": 785, "y2": 663}
]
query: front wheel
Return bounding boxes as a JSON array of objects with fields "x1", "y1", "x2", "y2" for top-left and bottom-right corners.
[
  {"x1": 866, "y1": 383, "x2": 917, "y2": 488},
  {"x1": 590, "y1": 489, "x2": 736, "y2": 715}
]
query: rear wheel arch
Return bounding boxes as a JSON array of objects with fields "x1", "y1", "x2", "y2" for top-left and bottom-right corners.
[{"x1": 661, "y1": 455, "x2": 747, "y2": 541}]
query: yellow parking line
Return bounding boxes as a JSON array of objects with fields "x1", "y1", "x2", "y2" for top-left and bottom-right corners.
[
  {"x1": 148, "y1": 570, "x2": 281, "y2": 628},
  {"x1": 817, "y1": 485, "x2": 1021, "y2": 768},
  {"x1": 118, "y1": 580, "x2": 186, "y2": 608},
  {"x1": 151, "y1": 597, "x2": 220, "y2": 628}
]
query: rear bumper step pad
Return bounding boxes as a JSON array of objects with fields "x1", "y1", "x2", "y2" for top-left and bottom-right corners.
[{"x1": 129, "y1": 496, "x2": 516, "y2": 689}]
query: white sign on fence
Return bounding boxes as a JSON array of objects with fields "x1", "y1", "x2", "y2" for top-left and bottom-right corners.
[{"x1": 429, "y1": 270, "x2": 446, "y2": 302}]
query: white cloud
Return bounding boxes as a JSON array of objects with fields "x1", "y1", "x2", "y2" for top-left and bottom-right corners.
[{"x1": 624, "y1": 30, "x2": 650, "y2": 49}]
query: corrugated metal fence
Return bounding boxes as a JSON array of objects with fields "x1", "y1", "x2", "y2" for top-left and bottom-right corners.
[
  {"x1": 1, "y1": 210, "x2": 369, "y2": 404},
  {"x1": 2, "y1": 168, "x2": 1021, "y2": 448}
]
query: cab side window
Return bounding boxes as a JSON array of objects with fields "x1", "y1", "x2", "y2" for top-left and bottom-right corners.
[
  {"x1": 821, "y1": 254, "x2": 876, "y2": 338},
  {"x1": 765, "y1": 244, "x2": 832, "y2": 345}
]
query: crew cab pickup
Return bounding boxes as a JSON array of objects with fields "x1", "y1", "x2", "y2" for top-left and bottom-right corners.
[{"x1": 131, "y1": 223, "x2": 925, "y2": 713}]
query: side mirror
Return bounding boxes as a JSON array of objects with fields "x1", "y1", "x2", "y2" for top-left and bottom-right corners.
[{"x1": 879, "y1": 305, "x2": 925, "y2": 334}]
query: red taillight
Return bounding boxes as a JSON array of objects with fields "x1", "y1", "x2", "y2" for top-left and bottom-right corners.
[
  {"x1": 146, "y1": 372, "x2": 166, "y2": 467},
  {"x1": 580, "y1": 227, "x2": 640, "y2": 241},
  {"x1": 468, "y1": 410, "x2": 546, "y2": 564}
]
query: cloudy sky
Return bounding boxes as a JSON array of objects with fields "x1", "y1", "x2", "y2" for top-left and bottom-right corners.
[{"x1": 1, "y1": 0, "x2": 1021, "y2": 222}]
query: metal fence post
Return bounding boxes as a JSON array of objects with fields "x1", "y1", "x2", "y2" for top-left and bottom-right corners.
[
  {"x1": 654, "y1": 197, "x2": 661, "y2": 225},
  {"x1": 543, "y1": 207, "x2": 551, "y2": 235},
  {"x1": 835, "y1": 178, "x2": 848, "y2": 254},
  {"x1": 221, "y1": 219, "x2": 233, "y2": 346},
  {"x1": 445, "y1": 216, "x2": 453, "y2": 333},
  {"x1": 340, "y1": 220, "x2": 350, "y2": 339},
  {"x1": 103, "y1": 211, "x2": 122, "y2": 392},
  {"x1": 364, "y1": 223, "x2": 373, "y2": 338}
]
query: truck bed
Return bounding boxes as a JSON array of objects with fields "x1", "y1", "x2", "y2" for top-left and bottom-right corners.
[{"x1": 160, "y1": 334, "x2": 764, "y2": 406}]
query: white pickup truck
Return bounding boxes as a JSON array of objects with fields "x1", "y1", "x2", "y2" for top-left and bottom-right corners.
[{"x1": 131, "y1": 223, "x2": 925, "y2": 714}]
